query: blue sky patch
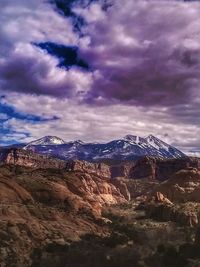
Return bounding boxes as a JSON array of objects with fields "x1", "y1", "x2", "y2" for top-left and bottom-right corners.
[
  {"x1": 0, "y1": 101, "x2": 59, "y2": 122},
  {"x1": 34, "y1": 42, "x2": 89, "y2": 70}
]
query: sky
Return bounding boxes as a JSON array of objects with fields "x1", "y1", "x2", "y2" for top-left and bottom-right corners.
[{"x1": 0, "y1": 0, "x2": 199, "y2": 155}]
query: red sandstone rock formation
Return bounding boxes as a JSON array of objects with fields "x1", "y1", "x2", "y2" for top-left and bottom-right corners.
[{"x1": 0, "y1": 148, "x2": 67, "y2": 169}]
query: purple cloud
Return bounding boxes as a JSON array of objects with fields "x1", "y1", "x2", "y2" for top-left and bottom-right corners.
[
  {"x1": 0, "y1": 0, "x2": 199, "y2": 154},
  {"x1": 1, "y1": 0, "x2": 200, "y2": 109},
  {"x1": 75, "y1": 1, "x2": 200, "y2": 108}
]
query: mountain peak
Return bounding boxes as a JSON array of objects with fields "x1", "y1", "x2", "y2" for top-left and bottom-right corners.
[{"x1": 123, "y1": 135, "x2": 139, "y2": 142}]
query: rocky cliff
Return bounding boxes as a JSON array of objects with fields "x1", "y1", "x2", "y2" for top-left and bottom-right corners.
[
  {"x1": 0, "y1": 148, "x2": 112, "y2": 178},
  {"x1": 151, "y1": 168, "x2": 200, "y2": 203},
  {"x1": 0, "y1": 148, "x2": 130, "y2": 203},
  {"x1": 0, "y1": 148, "x2": 67, "y2": 169},
  {"x1": 67, "y1": 160, "x2": 111, "y2": 179}
]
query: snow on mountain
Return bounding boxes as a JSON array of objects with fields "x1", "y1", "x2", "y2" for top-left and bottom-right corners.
[
  {"x1": 23, "y1": 134, "x2": 186, "y2": 161},
  {"x1": 145, "y1": 135, "x2": 169, "y2": 150},
  {"x1": 145, "y1": 135, "x2": 185, "y2": 158}
]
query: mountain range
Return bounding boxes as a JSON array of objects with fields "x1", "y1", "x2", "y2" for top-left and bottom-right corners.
[{"x1": 18, "y1": 134, "x2": 186, "y2": 162}]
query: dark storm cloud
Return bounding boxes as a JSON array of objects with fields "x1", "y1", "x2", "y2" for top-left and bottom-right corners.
[
  {"x1": 1, "y1": 0, "x2": 200, "y2": 108},
  {"x1": 76, "y1": 0, "x2": 200, "y2": 108},
  {"x1": 50, "y1": 0, "x2": 111, "y2": 33},
  {"x1": 0, "y1": 47, "x2": 72, "y2": 96},
  {"x1": 86, "y1": 53, "x2": 197, "y2": 106},
  {"x1": 0, "y1": 45, "x2": 92, "y2": 97}
]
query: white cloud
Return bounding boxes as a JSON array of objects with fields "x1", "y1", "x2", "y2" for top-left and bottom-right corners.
[{"x1": 2, "y1": 93, "x2": 200, "y2": 154}]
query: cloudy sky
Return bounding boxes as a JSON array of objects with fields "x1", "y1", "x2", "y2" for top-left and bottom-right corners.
[{"x1": 0, "y1": 0, "x2": 199, "y2": 155}]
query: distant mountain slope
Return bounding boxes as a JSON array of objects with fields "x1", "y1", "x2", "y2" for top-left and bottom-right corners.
[{"x1": 23, "y1": 134, "x2": 186, "y2": 161}]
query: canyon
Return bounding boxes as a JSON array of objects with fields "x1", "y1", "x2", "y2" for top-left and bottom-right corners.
[{"x1": 0, "y1": 146, "x2": 200, "y2": 267}]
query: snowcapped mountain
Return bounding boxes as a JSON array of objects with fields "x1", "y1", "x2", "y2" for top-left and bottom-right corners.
[
  {"x1": 25, "y1": 136, "x2": 66, "y2": 147},
  {"x1": 22, "y1": 134, "x2": 186, "y2": 161}
]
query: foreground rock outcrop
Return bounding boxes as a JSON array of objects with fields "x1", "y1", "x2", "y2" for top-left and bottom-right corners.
[{"x1": 0, "y1": 163, "x2": 128, "y2": 267}]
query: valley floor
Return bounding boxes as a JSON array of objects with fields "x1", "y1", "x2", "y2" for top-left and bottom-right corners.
[{"x1": 31, "y1": 201, "x2": 200, "y2": 267}]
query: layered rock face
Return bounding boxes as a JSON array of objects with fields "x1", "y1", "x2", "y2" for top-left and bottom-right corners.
[
  {"x1": 0, "y1": 163, "x2": 128, "y2": 267},
  {"x1": 0, "y1": 148, "x2": 129, "y2": 206},
  {"x1": 1, "y1": 149, "x2": 200, "y2": 266},
  {"x1": 101, "y1": 157, "x2": 199, "y2": 181},
  {"x1": 0, "y1": 164, "x2": 127, "y2": 216}
]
